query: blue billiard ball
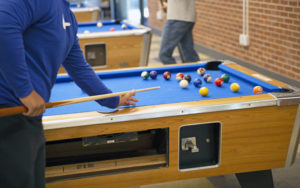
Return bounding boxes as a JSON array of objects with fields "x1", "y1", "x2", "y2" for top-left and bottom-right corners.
[
  {"x1": 193, "y1": 78, "x2": 202, "y2": 88},
  {"x1": 203, "y1": 74, "x2": 212, "y2": 82},
  {"x1": 150, "y1": 70, "x2": 158, "y2": 79}
]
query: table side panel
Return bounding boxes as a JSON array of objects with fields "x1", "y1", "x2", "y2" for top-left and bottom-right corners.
[
  {"x1": 45, "y1": 105, "x2": 297, "y2": 188},
  {"x1": 80, "y1": 35, "x2": 144, "y2": 69},
  {"x1": 73, "y1": 10, "x2": 100, "y2": 23}
]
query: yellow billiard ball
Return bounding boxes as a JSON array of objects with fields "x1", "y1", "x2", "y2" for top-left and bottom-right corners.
[
  {"x1": 230, "y1": 83, "x2": 240, "y2": 92},
  {"x1": 199, "y1": 87, "x2": 209, "y2": 96}
]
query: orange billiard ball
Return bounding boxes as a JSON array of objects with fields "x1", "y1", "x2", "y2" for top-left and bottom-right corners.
[
  {"x1": 253, "y1": 86, "x2": 263, "y2": 94},
  {"x1": 110, "y1": 28, "x2": 115, "y2": 31}
]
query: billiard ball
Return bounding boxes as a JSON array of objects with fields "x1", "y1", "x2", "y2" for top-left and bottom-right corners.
[
  {"x1": 193, "y1": 78, "x2": 202, "y2": 88},
  {"x1": 230, "y1": 83, "x2": 240, "y2": 92},
  {"x1": 179, "y1": 79, "x2": 189, "y2": 88},
  {"x1": 97, "y1": 22, "x2": 103, "y2": 28},
  {"x1": 253, "y1": 86, "x2": 263, "y2": 94},
  {"x1": 221, "y1": 73, "x2": 230, "y2": 83},
  {"x1": 149, "y1": 71, "x2": 157, "y2": 79},
  {"x1": 163, "y1": 71, "x2": 171, "y2": 80},
  {"x1": 83, "y1": 30, "x2": 90, "y2": 34},
  {"x1": 141, "y1": 71, "x2": 149, "y2": 80},
  {"x1": 214, "y1": 78, "x2": 224, "y2": 87},
  {"x1": 197, "y1": 67, "x2": 206, "y2": 76},
  {"x1": 176, "y1": 73, "x2": 184, "y2": 81},
  {"x1": 121, "y1": 24, "x2": 127, "y2": 29},
  {"x1": 77, "y1": 3, "x2": 81, "y2": 8},
  {"x1": 203, "y1": 74, "x2": 212, "y2": 82},
  {"x1": 199, "y1": 87, "x2": 209, "y2": 96},
  {"x1": 183, "y1": 75, "x2": 191, "y2": 83},
  {"x1": 110, "y1": 28, "x2": 115, "y2": 31}
]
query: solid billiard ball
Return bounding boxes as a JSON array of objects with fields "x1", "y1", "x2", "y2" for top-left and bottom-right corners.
[
  {"x1": 179, "y1": 79, "x2": 189, "y2": 88},
  {"x1": 230, "y1": 83, "x2": 240, "y2": 92},
  {"x1": 121, "y1": 24, "x2": 127, "y2": 29},
  {"x1": 199, "y1": 87, "x2": 209, "y2": 96},
  {"x1": 163, "y1": 71, "x2": 171, "y2": 80},
  {"x1": 197, "y1": 67, "x2": 206, "y2": 76},
  {"x1": 149, "y1": 71, "x2": 157, "y2": 79},
  {"x1": 110, "y1": 28, "x2": 115, "y2": 31},
  {"x1": 83, "y1": 30, "x2": 90, "y2": 34},
  {"x1": 203, "y1": 74, "x2": 212, "y2": 82},
  {"x1": 97, "y1": 22, "x2": 103, "y2": 28},
  {"x1": 141, "y1": 71, "x2": 149, "y2": 80},
  {"x1": 253, "y1": 86, "x2": 263, "y2": 94},
  {"x1": 221, "y1": 73, "x2": 230, "y2": 83},
  {"x1": 193, "y1": 78, "x2": 202, "y2": 88},
  {"x1": 214, "y1": 78, "x2": 224, "y2": 87},
  {"x1": 184, "y1": 75, "x2": 191, "y2": 83},
  {"x1": 176, "y1": 73, "x2": 184, "y2": 81}
]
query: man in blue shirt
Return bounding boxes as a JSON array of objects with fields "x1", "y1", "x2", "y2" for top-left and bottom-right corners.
[{"x1": 0, "y1": 0, "x2": 137, "y2": 187}]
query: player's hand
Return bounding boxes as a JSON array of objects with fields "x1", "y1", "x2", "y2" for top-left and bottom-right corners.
[
  {"x1": 118, "y1": 90, "x2": 139, "y2": 107},
  {"x1": 162, "y1": 2, "x2": 168, "y2": 12},
  {"x1": 19, "y1": 90, "x2": 46, "y2": 117}
]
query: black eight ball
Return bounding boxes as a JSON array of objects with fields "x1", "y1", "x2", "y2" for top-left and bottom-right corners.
[{"x1": 184, "y1": 75, "x2": 191, "y2": 83}]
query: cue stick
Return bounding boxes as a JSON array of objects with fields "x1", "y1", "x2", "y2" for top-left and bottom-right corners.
[{"x1": 0, "y1": 86, "x2": 160, "y2": 117}]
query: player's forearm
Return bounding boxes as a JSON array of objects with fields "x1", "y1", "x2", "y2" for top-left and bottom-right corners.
[{"x1": 63, "y1": 42, "x2": 119, "y2": 108}]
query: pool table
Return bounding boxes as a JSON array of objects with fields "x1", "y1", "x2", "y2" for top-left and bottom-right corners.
[
  {"x1": 70, "y1": 3, "x2": 100, "y2": 23},
  {"x1": 59, "y1": 20, "x2": 152, "y2": 73},
  {"x1": 44, "y1": 60, "x2": 300, "y2": 188}
]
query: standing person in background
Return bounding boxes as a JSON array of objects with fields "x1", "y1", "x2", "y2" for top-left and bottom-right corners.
[
  {"x1": 0, "y1": 0, "x2": 137, "y2": 187},
  {"x1": 159, "y1": 0, "x2": 200, "y2": 65}
]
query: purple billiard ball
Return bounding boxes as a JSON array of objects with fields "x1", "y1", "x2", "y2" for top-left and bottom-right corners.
[
  {"x1": 203, "y1": 74, "x2": 212, "y2": 82},
  {"x1": 193, "y1": 78, "x2": 202, "y2": 88},
  {"x1": 150, "y1": 70, "x2": 157, "y2": 79}
]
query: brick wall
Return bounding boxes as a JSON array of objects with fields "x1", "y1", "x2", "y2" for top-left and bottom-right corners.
[{"x1": 148, "y1": 0, "x2": 300, "y2": 82}]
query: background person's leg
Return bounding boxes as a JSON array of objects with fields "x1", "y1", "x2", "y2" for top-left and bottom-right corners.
[
  {"x1": 159, "y1": 20, "x2": 192, "y2": 64},
  {"x1": 178, "y1": 22, "x2": 200, "y2": 63}
]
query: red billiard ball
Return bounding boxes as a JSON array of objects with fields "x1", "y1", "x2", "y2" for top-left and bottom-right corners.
[
  {"x1": 176, "y1": 73, "x2": 184, "y2": 81},
  {"x1": 214, "y1": 78, "x2": 224, "y2": 87},
  {"x1": 110, "y1": 28, "x2": 115, "y2": 31},
  {"x1": 163, "y1": 71, "x2": 171, "y2": 80}
]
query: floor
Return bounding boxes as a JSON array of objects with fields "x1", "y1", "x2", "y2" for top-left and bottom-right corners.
[{"x1": 137, "y1": 34, "x2": 300, "y2": 188}]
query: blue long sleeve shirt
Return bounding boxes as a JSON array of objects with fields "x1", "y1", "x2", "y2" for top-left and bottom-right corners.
[{"x1": 0, "y1": 0, "x2": 119, "y2": 112}]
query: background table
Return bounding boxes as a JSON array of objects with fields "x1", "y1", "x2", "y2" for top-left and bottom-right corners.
[
  {"x1": 70, "y1": 3, "x2": 100, "y2": 23},
  {"x1": 59, "y1": 20, "x2": 152, "y2": 73}
]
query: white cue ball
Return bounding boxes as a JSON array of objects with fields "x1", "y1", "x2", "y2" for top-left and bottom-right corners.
[
  {"x1": 97, "y1": 22, "x2": 103, "y2": 28},
  {"x1": 83, "y1": 30, "x2": 90, "y2": 34},
  {"x1": 121, "y1": 24, "x2": 127, "y2": 29},
  {"x1": 179, "y1": 79, "x2": 189, "y2": 88}
]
